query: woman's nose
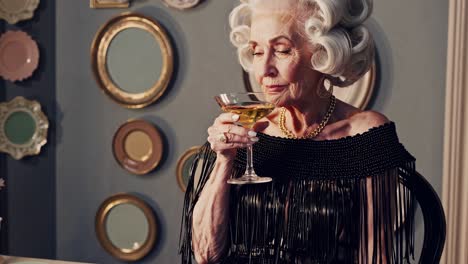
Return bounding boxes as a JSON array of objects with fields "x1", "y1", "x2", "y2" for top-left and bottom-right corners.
[{"x1": 261, "y1": 58, "x2": 278, "y2": 77}]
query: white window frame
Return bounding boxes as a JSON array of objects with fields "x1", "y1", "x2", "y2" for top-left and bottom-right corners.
[{"x1": 442, "y1": 0, "x2": 468, "y2": 263}]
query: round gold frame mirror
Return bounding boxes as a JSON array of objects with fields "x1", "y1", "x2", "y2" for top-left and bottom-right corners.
[
  {"x1": 91, "y1": 12, "x2": 174, "y2": 108},
  {"x1": 95, "y1": 193, "x2": 157, "y2": 261},
  {"x1": 176, "y1": 146, "x2": 200, "y2": 192}
]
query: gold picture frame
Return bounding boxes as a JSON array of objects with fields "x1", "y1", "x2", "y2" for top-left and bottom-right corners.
[
  {"x1": 95, "y1": 193, "x2": 157, "y2": 261},
  {"x1": 0, "y1": 96, "x2": 48, "y2": 160},
  {"x1": 91, "y1": 12, "x2": 174, "y2": 108},
  {"x1": 176, "y1": 146, "x2": 200, "y2": 192},
  {"x1": 90, "y1": 0, "x2": 129, "y2": 9}
]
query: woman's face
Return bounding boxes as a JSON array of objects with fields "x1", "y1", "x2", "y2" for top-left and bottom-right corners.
[{"x1": 249, "y1": 10, "x2": 321, "y2": 106}]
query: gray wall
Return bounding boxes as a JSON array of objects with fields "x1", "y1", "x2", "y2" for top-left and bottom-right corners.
[
  {"x1": 55, "y1": 0, "x2": 447, "y2": 263},
  {"x1": 369, "y1": 0, "x2": 447, "y2": 259}
]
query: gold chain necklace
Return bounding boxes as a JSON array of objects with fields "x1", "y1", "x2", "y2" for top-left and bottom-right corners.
[{"x1": 279, "y1": 95, "x2": 336, "y2": 139}]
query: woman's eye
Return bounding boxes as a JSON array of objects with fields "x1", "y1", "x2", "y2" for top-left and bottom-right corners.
[
  {"x1": 252, "y1": 52, "x2": 264, "y2": 56},
  {"x1": 275, "y1": 49, "x2": 292, "y2": 56}
]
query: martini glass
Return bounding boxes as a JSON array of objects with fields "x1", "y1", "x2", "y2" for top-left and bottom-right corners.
[{"x1": 215, "y1": 92, "x2": 275, "y2": 184}]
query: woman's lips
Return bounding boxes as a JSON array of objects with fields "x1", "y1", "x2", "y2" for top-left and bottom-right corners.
[{"x1": 264, "y1": 84, "x2": 287, "y2": 92}]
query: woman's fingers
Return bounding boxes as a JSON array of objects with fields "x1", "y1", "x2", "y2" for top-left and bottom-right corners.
[
  {"x1": 214, "y1": 113, "x2": 240, "y2": 124},
  {"x1": 207, "y1": 134, "x2": 254, "y2": 152},
  {"x1": 208, "y1": 124, "x2": 251, "y2": 137},
  {"x1": 207, "y1": 124, "x2": 259, "y2": 152},
  {"x1": 207, "y1": 112, "x2": 261, "y2": 153},
  {"x1": 225, "y1": 133, "x2": 257, "y2": 144},
  {"x1": 207, "y1": 129, "x2": 257, "y2": 144}
]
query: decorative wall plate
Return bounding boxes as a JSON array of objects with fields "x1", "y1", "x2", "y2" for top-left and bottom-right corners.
[
  {"x1": 95, "y1": 193, "x2": 157, "y2": 261},
  {"x1": 176, "y1": 146, "x2": 200, "y2": 192},
  {"x1": 91, "y1": 13, "x2": 173, "y2": 108},
  {"x1": 0, "y1": 96, "x2": 48, "y2": 160},
  {"x1": 243, "y1": 62, "x2": 376, "y2": 110},
  {"x1": 0, "y1": 30, "x2": 39, "y2": 82},
  {"x1": 162, "y1": 0, "x2": 200, "y2": 10},
  {"x1": 90, "y1": 0, "x2": 129, "y2": 9},
  {"x1": 0, "y1": 0, "x2": 39, "y2": 24},
  {"x1": 113, "y1": 119, "x2": 163, "y2": 175}
]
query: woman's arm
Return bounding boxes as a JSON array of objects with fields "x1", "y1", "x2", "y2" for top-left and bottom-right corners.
[
  {"x1": 191, "y1": 112, "x2": 262, "y2": 263},
  {"x1": 191, "y1": 158, "x2": 233, "y2": 264}
]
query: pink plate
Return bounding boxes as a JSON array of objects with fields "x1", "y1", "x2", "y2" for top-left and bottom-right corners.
[{"x1": 0, "y1": 30, "x2": 39, "y2": 82}]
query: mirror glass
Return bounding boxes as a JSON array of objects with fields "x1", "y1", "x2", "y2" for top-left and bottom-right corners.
[
  {"x1": 106, "y1": 28, "x2": 163, "y2": 94},
  {"x1": 105, "y1": 203, "x2": 149, "y2": 251}
]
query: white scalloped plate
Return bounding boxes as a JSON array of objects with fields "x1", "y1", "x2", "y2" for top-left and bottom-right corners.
[
  {"x1": 0, "y1": 0, "x2": 39, "y2": 24},
  {"x1": 0, "y1": 96, "x2": 49, "y2": 160},
  {"x1": 161, "y1": 0, "x2": 200, "y2": 10}
]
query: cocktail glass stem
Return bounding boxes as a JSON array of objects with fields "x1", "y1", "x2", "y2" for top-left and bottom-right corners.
[{"x1": 245, "y1": 145, "x2": 256, "y2": 177}]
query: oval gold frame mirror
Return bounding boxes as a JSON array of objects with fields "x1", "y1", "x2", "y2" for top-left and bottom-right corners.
[
  {"x1": 91, "y1": 12, "x2": 174, "y2": 108},
  {"x1": 95, "y1": 193, "x2": 157, "y2": 261}
]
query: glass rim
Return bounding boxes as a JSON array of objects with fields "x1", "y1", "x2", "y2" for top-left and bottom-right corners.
[{"x1": 215, "y1": 92, "x2": 267, "y2": 96}]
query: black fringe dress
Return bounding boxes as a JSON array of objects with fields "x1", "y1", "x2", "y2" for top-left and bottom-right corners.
[{"x1": 180, "y1": 122, "x2": 416, "y2": 264}]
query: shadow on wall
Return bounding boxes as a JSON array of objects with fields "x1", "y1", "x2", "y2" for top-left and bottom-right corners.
[
  {"x1": 140, "y1": 115, "x2": 176, "y2": 175},
  {"x1": 133, "y1": 5, "x2": 188, "y2": 110},
  {"x1": 365, "y1": 17, "x2": 394, "y2": 112},
  {"x1": 128, "y1": 192, "x2": 166, "y2": 262}
]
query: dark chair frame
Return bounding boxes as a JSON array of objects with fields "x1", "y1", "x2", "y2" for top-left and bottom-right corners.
[{"x1": 399, "y1": 169, "x2": 446, "y2": 264}]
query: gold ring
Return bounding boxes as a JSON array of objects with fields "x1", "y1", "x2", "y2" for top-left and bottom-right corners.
[{"x1": 218, "y1": 133, "x2": 228, "y2": 143}]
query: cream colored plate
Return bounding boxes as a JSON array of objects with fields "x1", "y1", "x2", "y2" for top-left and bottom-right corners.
[
  {"x1": 244, "y1": 62, "x2": 376, "y2": 110},
  {"x1": 0, "y1": 0, "x2": 40, "y2": 24},
  {"x1": 162, "y1": 0, "x2": 200, "y2": 10}
]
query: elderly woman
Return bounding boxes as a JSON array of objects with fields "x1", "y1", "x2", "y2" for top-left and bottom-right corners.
[{"x1": 180, "y1": 0, "x2": 416, "y2": 263}]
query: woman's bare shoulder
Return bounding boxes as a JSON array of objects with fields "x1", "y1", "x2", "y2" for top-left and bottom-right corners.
[
  {"x1": 323, "y1": 100, "x2": 390, "y2": 140},
  {"x1": 348, "y1": 110, "x2": 390, "y2": 135}
]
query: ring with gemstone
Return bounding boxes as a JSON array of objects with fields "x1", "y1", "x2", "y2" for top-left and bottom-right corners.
[{"x1": 218, "y1": 133, "x2": 228, "y2": 143}]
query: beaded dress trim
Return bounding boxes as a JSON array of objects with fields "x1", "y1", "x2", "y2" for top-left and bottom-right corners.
[{"x1": 180, "y1": 122, "x2": 416, "y2": 264}]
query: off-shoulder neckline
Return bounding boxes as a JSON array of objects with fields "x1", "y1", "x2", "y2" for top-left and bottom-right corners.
[{"x1": 257, "y1": 121, "x2": 395, "y2": 143}]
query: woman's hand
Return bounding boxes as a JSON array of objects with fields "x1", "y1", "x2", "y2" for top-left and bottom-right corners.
[{"x1": 207, "y1": 113, "x2": 260, "y2": 161}]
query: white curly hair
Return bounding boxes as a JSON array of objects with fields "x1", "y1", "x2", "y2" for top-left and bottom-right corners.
[{"x1": 229, "y1": 0, "x2": 374, "y2": 87}]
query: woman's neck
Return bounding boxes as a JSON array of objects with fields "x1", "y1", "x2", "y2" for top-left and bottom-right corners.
[{"x1": 282, "y1": 93, "x2": 331, "y2": 136}]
